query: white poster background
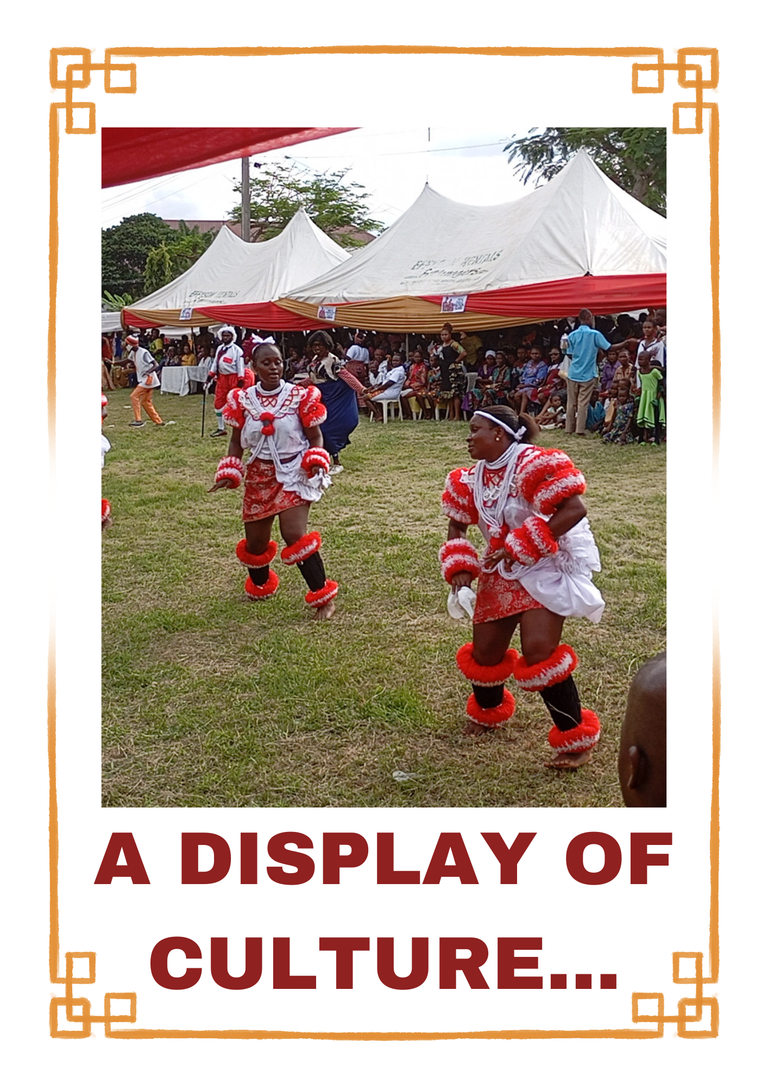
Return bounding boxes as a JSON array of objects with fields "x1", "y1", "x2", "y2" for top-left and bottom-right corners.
[{"x1": 4, "y1": 6, "x2": 759, "y2": 1083}]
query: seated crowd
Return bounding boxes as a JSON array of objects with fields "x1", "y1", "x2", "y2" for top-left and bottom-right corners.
[{"x1": 102, "y1": 308, "x2": 666, "y2": 444}]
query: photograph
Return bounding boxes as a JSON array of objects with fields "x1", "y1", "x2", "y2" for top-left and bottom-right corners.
[{"x1": 100, "y1": 125, "x2": 667, "y2": 809}]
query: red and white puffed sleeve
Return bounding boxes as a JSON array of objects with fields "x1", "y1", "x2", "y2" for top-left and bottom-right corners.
[
  {"x1": 222, "y1": 388, "x2": 246, "y2": 429},
  {"x1": 516, "y1": 447, "x2": 586, "y2": 516},
  {"x1": 441, "y1": 467, "x2": 479, "y2": 525},
  {"x1": 298, "y1": 384, "x2": 328, "y2": 428}
]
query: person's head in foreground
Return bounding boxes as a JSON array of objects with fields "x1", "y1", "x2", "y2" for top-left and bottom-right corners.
[
  {"x1": 252, "y1": 343, "x2": 284, "y2": 390},
  {"x1": 618, "y1": 652, "x2": 667, "y2": 806},
  {"x1": 466, "y1": 405, "x2": 538, "y2": 461}
]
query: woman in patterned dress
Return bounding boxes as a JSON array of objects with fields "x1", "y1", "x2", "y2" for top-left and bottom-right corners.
[
  {"x1": 439, "y1": 405, "x2": 604, "y2": 767},
  {"x1": 208, "y1": 343, "x2": 338, "y2": 619}
]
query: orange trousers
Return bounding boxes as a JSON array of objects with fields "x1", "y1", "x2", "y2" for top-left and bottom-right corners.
[{"x1": 130, "y1": 385, "x2": 163, "y2": 424}]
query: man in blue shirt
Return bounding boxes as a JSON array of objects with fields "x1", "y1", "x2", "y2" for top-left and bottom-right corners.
[{"x1": 564, "y1": 308, "x2": 611, "y2": 434}]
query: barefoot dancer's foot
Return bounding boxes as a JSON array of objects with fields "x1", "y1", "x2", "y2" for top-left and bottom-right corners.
[
  {"x1": 463, "y1": 721, "x2": 498, "y2": 736},
  {"x1": 314, "y1": 600, "x2": 336, "y2": 620},
  {"x1": 544, "y1": 749, "x2": 593, "y2": 770}
]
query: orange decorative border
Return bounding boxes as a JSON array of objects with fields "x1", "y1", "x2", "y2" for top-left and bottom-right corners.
[{"x1": 51, "y1": 46, "x2": 719, "y2": 1039}]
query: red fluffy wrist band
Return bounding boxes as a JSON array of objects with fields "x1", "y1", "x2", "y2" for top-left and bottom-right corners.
[
  {"x1": 439, "y1": 538, "x2": 481, "y2": 583},
  {"x1": 215, "y1": 456, "x2": 245, "y2": 488},
  {"x1": 301, "y1": 447, "x2": 331, "y2": 474},
  {"x1": 504, "y1": 515, "x2": 558, "y2": 566}
]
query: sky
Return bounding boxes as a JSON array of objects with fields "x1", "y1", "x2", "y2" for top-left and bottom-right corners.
[{"x1": 101, "y1": 127, "x2": 535, "y2": 232}]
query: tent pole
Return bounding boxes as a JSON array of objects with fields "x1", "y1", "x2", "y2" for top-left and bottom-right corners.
[{"x1": 241, "y1": 157, "x2": 250, "y2": 241}]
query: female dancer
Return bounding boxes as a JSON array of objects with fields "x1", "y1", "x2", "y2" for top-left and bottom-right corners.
[
  {"x1": 440, "y1": 405, "x2": 604, "y2": 767},
  {"x1": 208, "y1": 342, "x2": 338, "y2": 618}
]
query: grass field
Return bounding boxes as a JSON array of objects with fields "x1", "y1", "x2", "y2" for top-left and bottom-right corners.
[{"x1": 102, "y1": 386, "x2": 665, "y2": 808}]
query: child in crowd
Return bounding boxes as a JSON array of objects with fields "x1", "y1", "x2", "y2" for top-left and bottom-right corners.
[
  {"x1": 586, "y1": 389, "x2": 606, "y2": 432},
  {"x1": 537, "y1": 392, "x2": 566, "y2": 429},
  {"x1": 599, "y1": 347, "x2": 620, "y2": 398},
  {"x1": 635, "y1": 350, "x2": 665, "y2": 443},
  {"x1": 427, "y1": 359, "x2": 443, "y2": 411},
  {"x1": 602, "y1": 387, "x2": 635, "y2": 444}
]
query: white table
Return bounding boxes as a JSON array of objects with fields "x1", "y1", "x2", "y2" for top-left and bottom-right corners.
[{"x1": 160, "y1": 365, "x2": 209, "y2": 396}]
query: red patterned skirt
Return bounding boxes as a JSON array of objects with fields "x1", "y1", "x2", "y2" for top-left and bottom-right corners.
[
  {"x1": 242, "y1": 458, "x2": 307, "y2": 522},
  {"x1": 473, "y1": 568, "x2": 544, "y2": 625},
  {"x1": 214, "y1": 369, "x2": 255, "y2": 410}
]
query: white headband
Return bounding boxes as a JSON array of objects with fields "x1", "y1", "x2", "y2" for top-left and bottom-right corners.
[{"x1": 473, "y1": 411, "x2": 526, "y2": 442}]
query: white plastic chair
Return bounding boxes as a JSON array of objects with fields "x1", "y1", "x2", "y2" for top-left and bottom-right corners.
[{"x1": 382, "y1": 398, "x2": 402, "y2": 423}]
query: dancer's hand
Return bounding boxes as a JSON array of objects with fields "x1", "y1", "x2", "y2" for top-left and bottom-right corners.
[
  {"x1": 483, "y1": 547, "x2": 507, "y2": 570},
  {"x1": 208, "y1": 479, "x2": 236, "y2": 492},
  {"x1": 450, "y1": 571, "x2": 474, "y2": 590}
]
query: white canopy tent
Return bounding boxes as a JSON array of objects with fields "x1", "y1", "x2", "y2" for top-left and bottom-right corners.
[
  {"x1": 122, "y1": 210, "x2": 350, "y2": 327},
  {"x1": 282, "y1": 150, "x2": 665, "y2": 310}
]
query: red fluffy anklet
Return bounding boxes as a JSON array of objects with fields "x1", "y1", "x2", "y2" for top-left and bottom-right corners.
[
  {"x1": 512, "y1": 644, "x2": 578, "y2": 691},
  {"x1": 305, "y1": 580, "x2": 339, "y2": 608},
  {"x1": 281, "y1": 531, "x2": 322, "y2": 565},
  {"x1": 101, "y1": 499, "x2": 111, "y2": 524},
  {"x1": 456, "y1": 643, "x2": 519, "y2": 686},
  {"x1": 548, "y1": 708, "x2": 601, "y2": 752},
  {"x1": 439, "y1": 538, "x2": 481, "y2": 583},
  {"x1": 236, "y1": 538, "x2": 278, "y2": 568},
  {"x1": 466, "y1": 689, "x2": 516, "y2": 729},
  {"x1": 504, "y1": 515, "x2": 558, "y2": 566},
  {"x1": 244, "y1": 570, "x2": 280, "y2": 600}
]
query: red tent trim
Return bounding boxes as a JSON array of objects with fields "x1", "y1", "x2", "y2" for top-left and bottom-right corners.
[
  {"x1": 196, "y1": 302, "x2": 335, "y2": 331},
  {"x1": 422, "y1": 274, "x2": 666, "y2": 318}
]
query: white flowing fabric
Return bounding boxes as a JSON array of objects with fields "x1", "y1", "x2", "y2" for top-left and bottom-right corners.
[
  {"x1": 471, "y1": 445, "x2": 605, "y2": 624},
  {"x1": 447, "y1": 585, "x2": 477, "y2": 621}
]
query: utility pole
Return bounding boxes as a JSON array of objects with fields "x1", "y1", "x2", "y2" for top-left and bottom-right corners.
[{"x1": 241, "y1": 157, "x2": 250, "y2": 241}]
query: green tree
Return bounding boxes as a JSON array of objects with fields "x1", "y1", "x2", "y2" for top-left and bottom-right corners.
[
  {"x1": 102, "y1": 289, "x2": 134, "y2": 311},
  {"x1": 230, "y1": 160, "x2": 383, "y2": 246},
  {"x1": 102, "y1": 213, "x2": 175, "y2": 296},
  {"x1": 504, "y1": 128, "x2": 667, "y2": 215},
  {"x1": 143, "y1": 222, "x2": 215, "y2": 293}
]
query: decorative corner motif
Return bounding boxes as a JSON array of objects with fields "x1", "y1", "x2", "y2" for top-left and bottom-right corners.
[
  {"x1": 50, "y1": 951, "x2": 136, "y2": 1038},
  {"x1": 632, "y1": 952, "x2": 718, "y2": 1037},
  {"x1": 49, "y1": 48, "x2": 137, "y2": 134},
  {"x1": 632, "y1": 48, "x2": 718, "y2": 133}
]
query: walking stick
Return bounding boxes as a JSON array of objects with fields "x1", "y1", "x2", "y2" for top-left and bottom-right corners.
[{"x1": 201, "y1": 382, "x2": 207, "y2": 437}]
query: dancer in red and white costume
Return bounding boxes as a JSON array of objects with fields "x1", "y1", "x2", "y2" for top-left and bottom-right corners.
[
  {"x1": 206, "y1": 325, "x2": 254, "y2": 437},
  {"x1": 209, "y1": 342, "x2": 338, "y2": 618},
  {"x1": 440, "y1": 405, "x2": 604, "y2": 767},
  {"x1": 101, "y1": 394, "x2": 112, "y2": 530}
]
